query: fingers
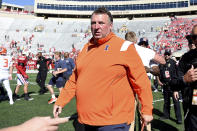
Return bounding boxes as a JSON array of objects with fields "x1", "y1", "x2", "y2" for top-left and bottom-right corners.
[
  {"x1": 49, "y1": 117, "x2": 69, "y2": 125},
  {"x1": 53, "y1": 105, "x2": 62, "y2": 118},
  {"x1": 53, "y1": 106, "x2": 58, "y2": 118},
  {"x1": 184, "y1": 66, "x2": 197, "y2": 82},
  {"x1": 174, "y1": 95, "x2": 178, "y2": 100},
  {"x1": 58, "y1": 107, "x2": 62, "y2": 114},
  {"x1": 141, "y1": 122, "x2": 145, "y2": 131},
  {"x1": 191, "y1": 65, "x2": 194, "y2": 70},
  {"x1": 45, "y1": 126, "x2": 58, "y2": 131},
  {"x1": 175, "y1": 94, "x2": 179, "y2": 100}
]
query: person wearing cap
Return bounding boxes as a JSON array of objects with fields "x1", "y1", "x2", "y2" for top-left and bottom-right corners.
[
  {"x1": 171, "y1": 24, "x2": 197, "y2": 131},
  {"x1": 157, "y1": 49, "x2": 182, "y2": 124}
]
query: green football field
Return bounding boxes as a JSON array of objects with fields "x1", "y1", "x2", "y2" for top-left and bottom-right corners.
[{"x1": 0, "y1": 73, "x2": 184, "y2": 131}]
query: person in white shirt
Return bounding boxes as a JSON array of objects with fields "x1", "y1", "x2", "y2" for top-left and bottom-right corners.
[
  {"x1": 125, "y1": 32, "x2": 165, "y2": 131},
  {"x1": 125, "y1": 32, "x2": 165, "y2": 68},
  {"x1": 0, "y1": 47, "x2": 14, "y2": 105}
]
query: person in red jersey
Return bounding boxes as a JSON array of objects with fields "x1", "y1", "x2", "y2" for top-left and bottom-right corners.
[{"x1": 13, "y1": 51, "x2": 33, "y2": 101}]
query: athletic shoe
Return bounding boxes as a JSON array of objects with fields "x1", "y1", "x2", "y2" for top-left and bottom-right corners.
[
  {"x1": 39, "y1": 88, "x2": 48, "y2": 95},
  {"x1": 24, "y1": 95, "x2": 34, "y2": 101},
  {"x1": 13, "y1": 94, "x2": 20, "y2": 101},
  {"x1": 48, "y1": 97, "x2": 57, "y2": 104},
  {"x1": 154, "y1": 89, "x2": 158, "y2": 92},
  {"x1": 9, "y1": 101, "x2": 14, "y2": 105}
]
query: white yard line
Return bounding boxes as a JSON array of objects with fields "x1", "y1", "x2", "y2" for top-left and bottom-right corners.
[{"x1": 153, "y1": 99, "x2": 164, "y2": 103}]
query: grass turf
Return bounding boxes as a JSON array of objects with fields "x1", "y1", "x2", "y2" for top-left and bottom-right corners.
[{"x1": 0, "y1": 73, "x2": 184, "y2": 131}]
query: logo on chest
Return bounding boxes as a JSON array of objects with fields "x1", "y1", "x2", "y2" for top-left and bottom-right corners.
[{"x1": 104, "y1": 45, "x2": 109, "y2": 51}]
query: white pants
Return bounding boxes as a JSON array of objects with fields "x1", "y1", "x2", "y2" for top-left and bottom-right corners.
[
  {"x1": 17, "y1": 74, "x2": 28, "y2": 85},
  {"x1": 0, "y1": 73, "x2": 13, "y2": 103}
]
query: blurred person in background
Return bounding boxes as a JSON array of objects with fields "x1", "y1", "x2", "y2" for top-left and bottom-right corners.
[
  {"x1": 47, "y1": 52, "x2": 67, "y2": 104},
  {"x1": 0, "y1": 47, "x2": 14, "y2": 105},
  {"x1": 158, "y1": 49, "x2": 182, "y2": 124},
  {"x1": 125, "y1": 32, "x2": 165, "y2": 131},
  {"x1": 62, "y1": 52, "x2": 75, "y2": 84},
  {"x1": 36, "y1": 52, "x2": 52, "y2": 95},
  {"x1": 171, "y1": 24, "x2": 197, "y2": 131},
  {"x1": 13, "y1": 51, "x2": 33, "y2": 101}
]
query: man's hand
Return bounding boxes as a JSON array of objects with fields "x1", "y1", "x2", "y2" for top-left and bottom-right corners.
[
  {"x1": 53, "y1": 105, "x2": 62, "y2": 118},
  {"x1": 174, "y1": 91, "x2": 179, "y2": 101},
  {"x1": 183, "y1": 65, "x2": 197, "y2": 83},
  {"x1": 52, "y1": 71, "x2": 58, "y2": 77},
  {"x1": 23, "y1": 74, "x2": 29, "y2": 79},
  {"x1": 141, "y1": 115, "x2": 153, "y2": 126},
  {"x1": 19, "y1": 116, "x2": 68, "y2": 131}
]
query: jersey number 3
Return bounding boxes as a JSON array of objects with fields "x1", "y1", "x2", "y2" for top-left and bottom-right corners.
[{"x1": 3, "y1": 58, "x2": 8, "y2": 67}]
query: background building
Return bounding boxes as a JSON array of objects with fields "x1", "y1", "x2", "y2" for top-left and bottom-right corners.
[
  {"x1": 34, "y1": 0, "x2": 197, "y2": 18},
  {"x1": 1, "y1": 2, "x2": 24, "y2": 12}
]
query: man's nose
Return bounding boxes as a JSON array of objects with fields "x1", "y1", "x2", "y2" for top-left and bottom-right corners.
[{"x1": 95, "y1": 23, "x2": 100, "y2": 29}]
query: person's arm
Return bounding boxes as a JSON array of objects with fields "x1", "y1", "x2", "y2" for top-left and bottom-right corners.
[
  {"x1": 53, "y1": 68, "x2": 67, "y2": 76},
  {"x1": 145, "y1": 65, "x2": 160, "y2": 76},
  {"x1": 153, "y1": 53, "x2": 166, "y2": 65},
  {"x1": 53, "y1": 61, "x2": 67, "y2": 76},
  {"x1": 156, "y1": 76, "x2": 163, "y2": 86},
  {"x1": 53, "y1": 63, "x2": 78, "y2": 118},
  {"x1": 0, "y1": 117, "x2": 69, "y2": 131},
  {"x1": 170, "y1": 57, "x2": 191, "y2": 91},
  {"x1": 123, "y1": 44, "x2": 153, "y2": 125}
]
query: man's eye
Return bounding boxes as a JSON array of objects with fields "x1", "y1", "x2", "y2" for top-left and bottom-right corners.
[{"x1": 91, "y1": 22, "x2": 96, "y2": 25}]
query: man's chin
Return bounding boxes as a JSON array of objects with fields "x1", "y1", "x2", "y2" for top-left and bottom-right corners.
[{"x1": 94, "y1": 36, "x2": 102, "y2": 39}]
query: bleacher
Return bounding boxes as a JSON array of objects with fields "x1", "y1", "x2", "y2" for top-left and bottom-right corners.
[{"x1": 0, "y1": 12, "x2": 197, "y2": 58}]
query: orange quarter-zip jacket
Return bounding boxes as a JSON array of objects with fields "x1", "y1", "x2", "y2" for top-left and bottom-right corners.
[{"x1": 55, "y1": 32, "x2": 153, "y2": 126}]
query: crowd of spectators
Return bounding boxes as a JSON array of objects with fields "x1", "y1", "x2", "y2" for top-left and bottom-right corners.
[{"x1": 153, "y1": 17, "x2": 197, "y2": 54}]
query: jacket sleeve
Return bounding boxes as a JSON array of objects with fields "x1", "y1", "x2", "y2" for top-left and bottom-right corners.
[
  {"x1": 171, "y1": 58, "x2": 188, "y2": 91},
  {"x1": 122, "y1": 44, "x2": 153, "y2": 115},
  {"x1": 55, "y1": 68, "x2": 77, "y2": 108}
]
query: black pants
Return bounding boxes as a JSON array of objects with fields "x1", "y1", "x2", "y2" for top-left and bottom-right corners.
[
  {"x1": 163, "y1": 86, "x2": 182, "y2": 121},
  {"x1": 36, "y1": 70, "x2": 47, "y2": 90},
  {"x1": 185, "y1": 112, "x2": 197, "y2": 131}
]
